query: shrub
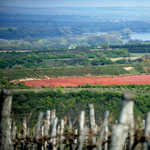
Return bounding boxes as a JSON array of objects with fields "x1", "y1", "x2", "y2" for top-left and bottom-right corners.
[
  {"x1": 12, "y1": 65, "x2": 24, "y2": 69},
  {"x1": 1, "y1": 79, "x2": 8, "y2": 85}
]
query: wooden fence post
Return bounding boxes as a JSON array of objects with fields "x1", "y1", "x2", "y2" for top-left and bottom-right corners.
[
  {"x1": 88, "y1": 104, "x2": 96, "y2": 150},
  {"x1": 41, "y1": 126, "x2": 44, "y2": 150},
  {"x1": 69, "y1": 117, "x2": 72, "y2": 133},
  {"x1": 143, "y1": 119, "x2": 145, "y2": 128},
  {"x1": 60, "y1": 119, "x2": 64, "y2": 150},
  {"x1": 50, "y1": 109, "x2": 56, "y2": 124},
  {"x1": 127, "y1": 111, "x2": 134, "y2": 150},
  {"x1": 46, "y1": 110, "x2": 51, "y2": 133},
  {"x1": 33, "y1": 112, "x2": 43, "y2": 150},
  {"x1": 22, "y1": 117, "x2": 27, "y2": 137},
  {"x1": 104, "y1": 126, "x2": 108, "y2": 150},
  {"x1": 12, "y1": 122, "x2": 16, "y2": 140},
  {"x1": 78, "y1": 111, "x2": 85, "y2": 150},
  {"x1": 79, "y1": 111, "x2": 85, "y2": 133},
  {"x1": 78, "y1": 126, "x2": 87, "y2": 150},
  {"x1": 97, "y1": 111, "x2": 109, "y2": 150},
  {"x1": 110, "y1": 93, "x2": 134, "y2": 150},
  {"x1": 49, "y1": 117, "x2": 58, "y2": 150},
  {"x1": 21, "y1": 117, "x2": 27, "y2": 150},
  {"x1": 143, "y1": 112, "x2": 150, "y2": 150},
  {"x1": 0, "y1": 89, "x2": 13, "y2": 150}
]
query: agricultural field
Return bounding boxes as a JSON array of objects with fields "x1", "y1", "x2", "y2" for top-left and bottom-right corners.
[
  {"x1": 1, "y1": 63, "x2": 150, "y2": 82},
  {"x1": 0, "y1": 44, "x2": 150, "y2": 128}
]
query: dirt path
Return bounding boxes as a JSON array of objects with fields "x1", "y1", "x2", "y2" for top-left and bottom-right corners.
[{"x1": 18, "y1": 75, "x2": 150, "y2": 87}]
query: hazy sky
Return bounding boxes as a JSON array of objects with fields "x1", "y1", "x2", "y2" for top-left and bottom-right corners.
[{"x1": 1, "y1": 0, "x2": 150, "y2": 7}]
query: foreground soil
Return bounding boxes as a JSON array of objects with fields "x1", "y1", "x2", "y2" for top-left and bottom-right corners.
[{"x1": 20, "y1": 75, "x2": 150, "y2": 87}]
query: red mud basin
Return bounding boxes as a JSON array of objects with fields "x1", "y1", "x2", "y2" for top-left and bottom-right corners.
[{"x1": 20, "y1": 75, "x2": 150, "y2": 87}]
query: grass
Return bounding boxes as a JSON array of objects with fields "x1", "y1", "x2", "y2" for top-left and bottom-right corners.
[
  {"x1": 130, "y1": 53, "x2": 150, "y2": 57},
  {"x1": 11, "y1": 85, "x2": 150, "y2": 95},
  {"x1": 110, "y1": 57, "x2": 140, "y2": 61}
]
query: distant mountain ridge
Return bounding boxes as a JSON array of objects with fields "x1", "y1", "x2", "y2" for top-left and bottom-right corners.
[{"x1": 0, "y1": 6, "x2": 150, "y2": 15}]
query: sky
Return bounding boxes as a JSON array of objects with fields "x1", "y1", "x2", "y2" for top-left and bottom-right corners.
[{"x1": 1, "y1": 0, "x2": 150, "y2": 7}]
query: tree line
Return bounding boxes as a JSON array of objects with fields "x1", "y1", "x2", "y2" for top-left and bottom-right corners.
[
  {"x1": 9, "y1": 89, "x2": 150, "y2": 128},
  {"x1": 0, "y1": 48, "x2": 131, "y2": 69}
]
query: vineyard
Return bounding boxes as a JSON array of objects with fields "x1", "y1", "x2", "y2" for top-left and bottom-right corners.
[{"x1": 0, "y1": 89, "x2": 150, "y2": 150}]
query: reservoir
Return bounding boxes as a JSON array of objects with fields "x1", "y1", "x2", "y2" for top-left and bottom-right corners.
[{"x1": 83, "y1": 31, "x2": 150, "y2": 43}]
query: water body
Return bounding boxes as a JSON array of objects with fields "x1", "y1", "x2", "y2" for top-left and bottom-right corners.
[
  {"x1": 122, "y1": 32, "x2": 150, "y2": 43},
  {"x1": 83, "y1": 31, "x2": 150, "y2": 43}
]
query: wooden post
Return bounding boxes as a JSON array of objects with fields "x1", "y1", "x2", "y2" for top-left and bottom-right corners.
[
  {"x1": 21, "y1": 117, "x2": 27, "y2": 149},
  {"x1": 104, "y1": 126, "x2": 108, "y2": 150},
  {"x1": 33, "y1": 112, "x2": 43, "y2": 150},
  {"x1": 22, "y1": 117, "x2": 27, "y2": 136},
  {"x1": 78, "y1": 126, "x2": 87, "y2": 150},
  {"x1": 97, "y1": 111, "x2": 109, "y2": 150},
  {"x1": 143, "y1": 119, "x2": 145, "y2": 128},
  {"x1": 88, "y1": 104, "x2": 96, "y2": 149},
  {"x1": 12, "y1": 122, "x2": 16, "y2": 140},
  {"x1": 127, "y1": 111, "x2": 134, "y2": 150},
  {"x1": 46, "y1": 110, "x2": 51, "y2": 133},
  {"x1": 60, "y1": 119, "x2": 64, "y2": 150},
  {"x1": 49, "y1": 117, "x2": 58, "y2": 150},
  {"x1": 79, "y1": 111, "x2": 85, "y2": 133},
  {"x1": 41, "y1": 126, "x2": 44, "y2": 150},
  {"x1": 110, "y1": 93, "x2": 134, "y2": 150},
  {"x1": 44, "y1": 110, "x2": 51, "y2": 150},
  {"x1": 69, "y1": 117, "x2": 72, "y2": 133},
  {"x1": 0, "y1": 89, "x2": 13, "y2": 150},
  {"x1": 74, "y1": 129, "x2": 78, "y2": 144},
  {"x1": 143, "y1": 112, "x2": 150, "y2": 150},
  {"x1": 79, "y1": 111, "x2": 85, "y2": 149},
  {"x1": 50, "y1": 109, "x2": 56, "y2": 124}
]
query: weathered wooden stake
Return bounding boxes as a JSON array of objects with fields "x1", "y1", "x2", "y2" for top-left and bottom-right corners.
[
  {"x1": 79, "y1": 111, "x2": 85, "y2": 149},
  {"x1": 41, "y1": 126, "x2": 44, "y2": 150},
  {"x1": 89, "y1": 104, "x2": 96, "y2": 150},
  {"x1": 50, "y1": 109, "x2": 56, "y2": 124},
  {"x1": 69, "y1": 117, "x2": 72, "y2": 133},
  {"x1": 143, "y1": 112, "x2": 150, "y2": 150},
  {"x1": 49, "y1": 117, "x2": 58, "y2": 150},
  {"x1": 104, "y1": 126, "x2": 108, "y2": 150},
  {"x1": 0, "y1": 89, "x2": 13, "y2": 150},
  {"x1": 46, "y1": 110, "x2": 51, "y2": 133},
  {"x1": 33, "y1": 112, "x2": 43, "y2": 150},
  {"x1": 21, "y1": 117, "x2": 27, "y2": 149},
  {"x1": 79, "y1": 111, "x2": 85, "y2": 133},
  {"x1": 78, "y1": 126, "x2": 88, "y2": 150},
  {"x1": 12, "y1": 122, "x2": 16, "y2": 140},
  {"x1": 143, "y1": 119, "x2": 145, "y2": 128},
  {"x1": 22, "y1": 117, "x2": 27, "y2": 136},
  {"x1": 110, "y1": 93, "x2": 134, "y2": 150},
  {"x1": 127, "y1": 111, "x2": 134, "y2": 150},
  {"x1": 60, "y1": 119, "x2": 64, "y2": 150},
  {"x1": 97, "y1": 111, "x2": 109, "y2": 150}
]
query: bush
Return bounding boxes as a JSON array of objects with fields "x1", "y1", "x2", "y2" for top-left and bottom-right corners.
[
  {"x1": 12, "y1": 65, "x2": 24, "y2": 69},
  {"x1": 1, "y1": 79, "x2": 8, "y2": 85}
]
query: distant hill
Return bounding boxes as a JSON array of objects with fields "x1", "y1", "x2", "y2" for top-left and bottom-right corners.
[{"x1": 0, "y1": 6, "x2": 150, "y2": 15}]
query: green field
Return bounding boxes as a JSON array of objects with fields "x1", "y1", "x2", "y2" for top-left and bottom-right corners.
[
  {"x1": 1, "y1": 63, "x2": 150, "y2": 81},
  {"x1": 130, "y1": 53, "x2": 150, "y2": 57}
]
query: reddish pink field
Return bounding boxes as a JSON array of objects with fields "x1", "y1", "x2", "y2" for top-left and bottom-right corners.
[{"x1": 19, "y1": 75, "x2": 150, "y2": 87}]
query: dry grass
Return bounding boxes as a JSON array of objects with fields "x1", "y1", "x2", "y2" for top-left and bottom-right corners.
[{"x1": 110, "y1": 57, "x2": 140, "y2": 61}]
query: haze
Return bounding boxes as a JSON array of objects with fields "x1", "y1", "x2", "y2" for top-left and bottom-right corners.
[{"x1": 1, "y1": 0, "x2": 150, "y2": 7}]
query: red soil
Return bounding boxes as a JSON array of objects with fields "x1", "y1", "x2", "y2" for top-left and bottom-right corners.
[{"x1": 19, "y1": 75, "x2": 150, "y2": 87}]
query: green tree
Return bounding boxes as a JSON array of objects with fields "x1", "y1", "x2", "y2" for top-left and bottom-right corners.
[
  {"x1": 37, "y1": 57, "x2": 42, "y2": 67},
  {"x1": 102, "y1": 43, "x2": 109, "y2": 50}
]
